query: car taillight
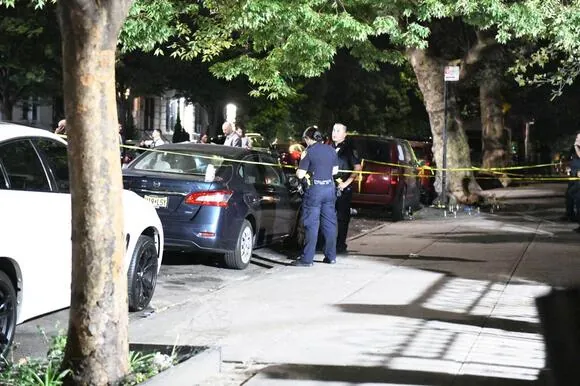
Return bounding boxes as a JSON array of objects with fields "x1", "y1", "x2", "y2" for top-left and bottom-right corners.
[
  {"x1": 290, "y1": 150, "x2": 301, "y2": 161},
  {"x1": 184, "y1": 190, "x2": 233, "y2": 207}
]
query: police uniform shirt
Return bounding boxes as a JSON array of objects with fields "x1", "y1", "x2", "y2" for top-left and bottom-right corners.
[
  {"x1": 299, "y1": 142, "x2": 339, "y2": 181},
  {"x1": 333, "y1": 139, "x2": 360, "y2": 182}
]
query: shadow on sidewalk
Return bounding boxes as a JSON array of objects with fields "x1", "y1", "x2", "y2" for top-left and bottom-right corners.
[
  {"x1": 251, "y1": 363, "x2": 545, "y2": 385},
  {"x1": 337, "y1": 303, "x2": 539, "y2": 334}
]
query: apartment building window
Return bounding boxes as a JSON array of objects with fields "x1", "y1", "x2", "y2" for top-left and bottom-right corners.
[
  {"x1": 21, "y1": 98, "x2": 39, "y2": 121},
  {"x1": 144, "y1": 98, "x2": 155, "y2": 131}
]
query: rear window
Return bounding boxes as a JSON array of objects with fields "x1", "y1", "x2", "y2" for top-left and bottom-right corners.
[
  {"x1": 133, "y1": 150, "x2": 228, "y2": 178},
  {"x1": 351, "y1": 137, "x2": 394, "y2": 163}
]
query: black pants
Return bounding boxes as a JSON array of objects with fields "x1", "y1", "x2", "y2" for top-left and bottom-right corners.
[
  {"x1": 566, "y1": 182, "x2": 580, "y2": 220},
  {"x1": 336, "y1": 188, "x2": 353, "y2": 251}
]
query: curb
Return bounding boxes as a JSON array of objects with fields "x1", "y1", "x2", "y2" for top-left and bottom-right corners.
[{"x1": 141, "y1": 346, "x2": 222, "y2": 386}]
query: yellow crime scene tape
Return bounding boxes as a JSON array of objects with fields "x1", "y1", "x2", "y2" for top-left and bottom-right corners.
[{"x1": 58, "y1": 134, "x2": 580, "y2": 183}]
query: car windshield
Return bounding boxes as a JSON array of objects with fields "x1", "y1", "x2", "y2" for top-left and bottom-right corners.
[
  {"x1": 413, "y1": 147, "x2": 426, "y2": 159},
  {"x1": 351, "y1": 137, "x2": 394, "y2": 163},
  {"x1": 249, "y1": 136, "x2": 268, "y2": 148},
  {"x1": 133, "y1": 149, "x2": 227, "y2": 177}
]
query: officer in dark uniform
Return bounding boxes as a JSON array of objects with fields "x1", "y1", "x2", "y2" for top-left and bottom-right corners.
[
  {"x1": 331, "y1": 123, "x2": 362, "y2": 253},
  {"x1": 566, "y1": 132, "x2": 580, "y2": 230},
  {"x1": 291, "y1": 126, "x2": 339, "y2": 267}
]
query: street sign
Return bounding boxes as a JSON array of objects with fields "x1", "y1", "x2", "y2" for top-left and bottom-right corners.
[{"x1": 444, "y1": 66, "x2": 460, "y2": 82}]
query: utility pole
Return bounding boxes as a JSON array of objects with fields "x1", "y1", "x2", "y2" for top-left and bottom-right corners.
[{"x1": 442, "y1": 65, "x2": 460, "y2": 208}]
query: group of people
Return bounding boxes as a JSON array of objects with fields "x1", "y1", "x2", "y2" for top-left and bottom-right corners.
[{"x1": 291, "y1": 123, "x2": 362, "y2": 267}]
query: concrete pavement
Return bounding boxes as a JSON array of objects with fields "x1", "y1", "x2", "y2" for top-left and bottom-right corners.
[{"x1": 128, "y1": 190, "x2": 580, "y2": 385}]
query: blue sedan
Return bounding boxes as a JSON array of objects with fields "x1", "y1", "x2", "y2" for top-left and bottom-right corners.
[{"x1": 123, "y1": 143, "x2": 302, "y2": 269}]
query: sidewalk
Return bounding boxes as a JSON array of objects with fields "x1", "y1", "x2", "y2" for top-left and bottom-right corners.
[
  {"x1": 482, "y1": 183, "x2": 567, "y2": 199},
  {"x1": 130, "y1": 195, "x2": 580, "y2": 385}
]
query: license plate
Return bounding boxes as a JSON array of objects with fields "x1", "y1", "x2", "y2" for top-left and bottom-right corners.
[{"x1": 144, "y1": 195, "x2": 168, "y2": 209}]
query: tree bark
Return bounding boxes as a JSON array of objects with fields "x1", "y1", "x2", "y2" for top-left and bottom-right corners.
[
  {"x1": 1, "y1": 99, "x2": 13, "y2": 121},
  {"x1": 58, "y1": 0, "x2": 133, "y2": 384},
  {"x1": 406, "y1": 48, "x2": 480, "y2": 203},
  {"x1": 480, "y1": 70, "x2": 507, "y2": 169}
]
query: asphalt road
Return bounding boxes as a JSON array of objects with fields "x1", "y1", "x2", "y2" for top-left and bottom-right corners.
[{"x1": 11, "y1": 212, "x2": 386, "y2": 362}]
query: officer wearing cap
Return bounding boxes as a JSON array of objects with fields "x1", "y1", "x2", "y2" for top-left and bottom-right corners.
[
  {"x1": 332, "y1": 123, "x2": 362, "y2": 253},
  {"x1": 291, "y1": 126, "x2": 339, "y2": 267}
]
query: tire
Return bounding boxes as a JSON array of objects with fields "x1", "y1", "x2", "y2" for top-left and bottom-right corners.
[
  {"x1": 0, "y1": 271, "x2": 17, "y2": 357},
  {"x1": 127, "y1": 235, "x2": 159, "y2": 312},
  {"x1": 391, "y1": 186, "x2": 407, "y2": 222},
  {"x1": 224, "y1": 220, "x2": 253, "y2": 270}
]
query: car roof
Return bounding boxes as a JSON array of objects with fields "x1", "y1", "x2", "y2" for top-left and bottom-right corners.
[
  {"x1": 154, "y1": 142, "x2": 264, "y2": 159},
  {"x1": 349, "y1": 134, "x2": 399, "y2": 143},
  {"x1": 0, "y1": 121, "x2": 65, "y2": 143}
]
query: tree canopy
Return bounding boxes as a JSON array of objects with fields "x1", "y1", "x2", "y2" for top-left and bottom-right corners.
[{"x1": 0, "y1": 2, "x2": 61, "y2": 119}]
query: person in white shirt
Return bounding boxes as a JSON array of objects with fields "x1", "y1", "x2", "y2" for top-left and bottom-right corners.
[
  {"x1": 140, "y1": 129, "x2": 166, "y2": 148},
  {"x1": 236, "y1": 126, "x2": 252, "y2": 149},
  {"x1": 222, "y1": 122, "x2": 241, "y2": 147}
]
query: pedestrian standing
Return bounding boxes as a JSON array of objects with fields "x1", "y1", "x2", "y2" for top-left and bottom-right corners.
[
  {"x1": 565, "y1": 132, "x2": 580, "y2": 229},
  {"x1": 140, "y1": 129, "x2": 165, "y2": 148},
  {"x1": 236, "y1": 125, "x2": 252, "y2": 149},
  {"x1": 332, "y1": 123, "x2": 362, "y2": 253},
  {"x1": 292, "y1": 126, "x2": 339, "y2": 267},
  {"x1": 222, "y1": 121, "x2": 241, "y2": 147}
]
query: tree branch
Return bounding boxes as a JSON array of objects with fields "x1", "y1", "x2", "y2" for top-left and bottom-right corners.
[{"x1": 457, "y1": 30, "x2": 498, "y2": 79}]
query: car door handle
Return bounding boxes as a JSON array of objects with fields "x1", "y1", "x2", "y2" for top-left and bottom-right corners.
[{"x1": 260, "y1": 195, "x2": 280, "y2": 203}]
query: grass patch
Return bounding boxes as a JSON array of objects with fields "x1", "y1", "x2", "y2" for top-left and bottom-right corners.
[{"x1": 0, "y1": 329, "x2": 177, "y2": 386}]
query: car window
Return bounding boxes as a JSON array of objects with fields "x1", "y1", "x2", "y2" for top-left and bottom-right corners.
[
  {"x1": 259, "y1": 154, "x2": 286, "y2": 187},
  {"x1": 0, "y1": 167, "x2": 7, "y2": 189},
  {"x1": 396, "y1": 144, "x2": 405, "y2": 162},
  {"x1": 239, "y1": 156, "x2": 263, "y2": 185},
  {"x1": 351, "y1": 137, "x2": 395, "y2": 163},
  {"x1": 412, "y1": 146, "x2": 426, "y2": 160},
  {"x1": 404, "y1": 143, "x2": 417, "y2": 163},
  {"x1": 34, "y1": 138, "x2": 70, "y2": 193},
  {"x1": 133, "y1": 150, "x2": 224, "y2": 176},
  {"x1": 263, "y1": 165, "x2": 284, "y2": 187},
  {"x1": 0, "y1": 139, "x2": 50, "y2": 192}
]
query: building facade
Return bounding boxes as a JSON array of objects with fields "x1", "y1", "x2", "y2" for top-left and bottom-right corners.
[{"x1": 132, "y1": 90, "x2": 209, "y2": 142}]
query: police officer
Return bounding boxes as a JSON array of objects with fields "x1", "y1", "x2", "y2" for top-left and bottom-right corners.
[
  {"x1": 566, "y1": 132, "x2": 580, "y2": 230},
  {"x1": 331, "y1": 123, "x2": 362, "y2": 253},
  {"x1": 291, "y1": 126, "x2": 339, "y2": 267}
]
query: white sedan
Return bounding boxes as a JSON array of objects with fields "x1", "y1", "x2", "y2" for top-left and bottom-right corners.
[{"x1": 0, "y1": 122, "x2": 164, "y2": 355}]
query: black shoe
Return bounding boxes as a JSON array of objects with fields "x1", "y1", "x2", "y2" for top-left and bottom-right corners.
[
  {"x1": 323, "y1": 257, "x2": 336, "y2": 264},
  {"x1": 290, "y1": 259, "x2": 313, "y2": 267},
  {"x1": 336, "y1": 247, "x2": 348, "y2": 255},
  {"x1": 574, "y1": 226, "x2": 580, "y2": 233}
]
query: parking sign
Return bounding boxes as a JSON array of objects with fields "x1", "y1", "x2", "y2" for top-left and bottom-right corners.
[{"x1": 444, "y1": 66, "x2": 460, "y2": 82}]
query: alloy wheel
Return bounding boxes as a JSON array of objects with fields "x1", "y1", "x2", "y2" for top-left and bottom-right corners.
[
  {"x1": 135, "y1": 245, "x2": 158, "y2": 309},
  {"x1": 240, "y1": 226, "x2": 253, "y2": 264},
  {"x1": 0, "y1": 287, "x2": 16, "y2": 355}
]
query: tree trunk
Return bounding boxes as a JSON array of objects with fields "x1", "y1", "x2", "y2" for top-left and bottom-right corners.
[
  {"x1": 480, "y1": 74, "x2": 507, "y2": 169},
  {"x1": 58, "y1": 0, "x2": 133, "y2": 384},
  {"x1": 406, "y1": 48, "x2": 480, "y2": 203},
  {"x1": 1, "y1": 99, "x2": 13, "y2": 121}
]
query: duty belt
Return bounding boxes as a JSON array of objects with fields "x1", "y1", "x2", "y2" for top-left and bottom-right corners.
[{"x1": 313, "y1": 179, "x2": 333, "y2": 185}]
